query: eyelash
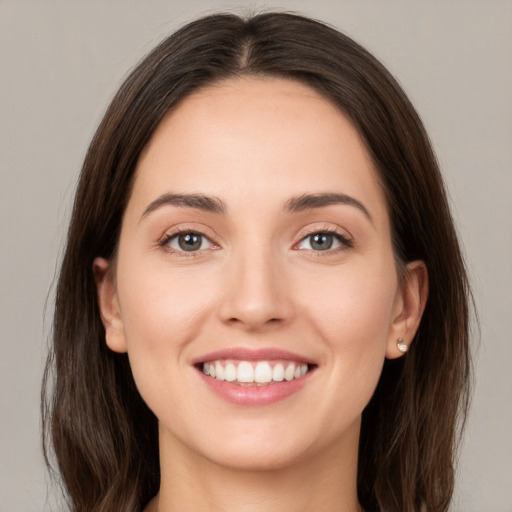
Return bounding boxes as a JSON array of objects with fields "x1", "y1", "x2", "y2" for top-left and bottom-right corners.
[
  {"x1": 158, "y1": 228, "x2": 217, "y2": 257},
  {"x1": 158, "y1": 226, "x2": 353, "y2": 256},
  {"x1": 294, "y1": 227, "x2": 353, "y2": 253}
]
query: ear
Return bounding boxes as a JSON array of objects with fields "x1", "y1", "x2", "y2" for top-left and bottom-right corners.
[
  {"x1": 93, "y1": 257, "x2": 128, "y2": 353},
  {"x1": 386, "y1": 260, "x2": 429, "y2": 359}
]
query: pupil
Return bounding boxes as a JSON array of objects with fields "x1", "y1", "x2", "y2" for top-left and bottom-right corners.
[
  {"x1": 178, "y1": 233, "x2": 201, "y2": 251},
  {"x1": 311, "y1": 233, "x2": 333, "y2": 250}
]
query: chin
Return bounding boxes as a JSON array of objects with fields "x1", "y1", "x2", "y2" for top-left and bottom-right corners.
[
  {"x1": 186, "y1": 418, "x2": 355, "y2": 473},
  {"x1": 203, "y1": 442, "x2": 314, "y2": 472}
]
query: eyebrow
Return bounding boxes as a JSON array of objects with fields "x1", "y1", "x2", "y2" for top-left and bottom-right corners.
[
  {"x1": 140, "y1": 193, "x2": 226, "y2": 220},
  {"x1": 140, "y1": 191, "x2": 373, "y2": 224},
  {"x1": 283, "y1": 193, "x2": 373, "y2": 224}
]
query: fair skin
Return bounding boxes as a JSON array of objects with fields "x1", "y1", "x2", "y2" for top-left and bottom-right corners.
[{"x1": 95, "y1": 77, "x2": 427, "y2": 512}]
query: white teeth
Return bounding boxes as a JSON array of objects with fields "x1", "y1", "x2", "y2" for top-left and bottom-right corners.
[
  {"x1": 202, "y1": 360, "x2": 310, "y2": 385},
  {"x1": 272, "y1": 363, "x2": 285, "y2": 382},
  {"x1": 254, "y1": 362, "x2": 272, "y2": 383},
  {"x1": 237, "y1": 361, "x2": 254, "y2": 383},
  {"x1": 215, "y1": 361, "x2": 224, "y2": 380},
  {"x1": 225, "y1": 363, "x2": 237, "y2": 382},
  {"x1": 284, "y1": 364, "x2": 295, "y2": 381}
]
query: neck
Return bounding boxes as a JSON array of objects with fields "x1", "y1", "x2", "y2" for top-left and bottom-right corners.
[{"x1": 147, "y1": 420, "x2": 363, "y2": 512}]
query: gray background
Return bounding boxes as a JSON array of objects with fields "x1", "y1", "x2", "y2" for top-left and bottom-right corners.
[{"x1": 0, "y1": 1, "x2": 510, "y2": 511}]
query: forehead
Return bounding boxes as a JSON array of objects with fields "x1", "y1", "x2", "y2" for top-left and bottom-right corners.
[{"x1": 130, "y1": 76, "x2": 388, "y2": 224}]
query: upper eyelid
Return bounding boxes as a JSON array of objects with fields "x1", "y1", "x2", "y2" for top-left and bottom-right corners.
[
  {"x1": 160, "y1": 224, "x2": 217, "y2": 241},
  {"x1": 296, "y1": 224, "x2": 352, "y2": 240}
]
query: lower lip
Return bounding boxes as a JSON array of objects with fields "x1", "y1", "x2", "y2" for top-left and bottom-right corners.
[{"x1": 198, "y1": 370, "x2": 311, "y2": 406}]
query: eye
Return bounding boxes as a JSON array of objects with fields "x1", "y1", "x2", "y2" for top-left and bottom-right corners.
[
  {"x1": 296, "y1": 231, "x2": 351, "y2": 251},
  {"x1": 164, "y1": 231, "x2": 213, "y2": 252}
]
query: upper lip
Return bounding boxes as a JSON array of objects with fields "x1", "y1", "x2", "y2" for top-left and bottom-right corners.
[{"x1": 192, "y1": 347, "x2": 315, "y2": 365}]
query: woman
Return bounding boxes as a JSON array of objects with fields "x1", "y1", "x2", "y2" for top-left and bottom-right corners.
[{"x1": 42, "y1": 12, "x2": 472, "y2": 512}]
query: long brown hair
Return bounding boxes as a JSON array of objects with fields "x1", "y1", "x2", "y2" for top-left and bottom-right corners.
[{"x1": 42, "y1": 12, "x2": 472, "y2": 512}]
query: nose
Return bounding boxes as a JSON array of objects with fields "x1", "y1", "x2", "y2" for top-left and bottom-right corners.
[{"x1": 217, "y1": 245, "x2": 295, "y2": 331}]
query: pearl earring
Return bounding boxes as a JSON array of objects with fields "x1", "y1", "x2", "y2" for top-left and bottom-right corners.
[{"x1": 397, "y1": 338, "x2": 408, "y2": 353}]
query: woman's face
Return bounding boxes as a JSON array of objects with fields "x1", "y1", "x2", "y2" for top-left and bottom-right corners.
[{"x1": 96, "y1": 77, "x2": 421, "y2": 471}]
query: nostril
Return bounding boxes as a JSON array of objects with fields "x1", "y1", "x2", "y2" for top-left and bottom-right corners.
[{"x1": 227, "y1": 316, "x2": 281, "y2": 324}]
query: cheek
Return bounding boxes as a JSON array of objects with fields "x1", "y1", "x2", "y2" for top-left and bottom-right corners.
[
  {"x1": 114, "y1": 255, "x2": 218, "y2": 394},
  {"x1": 297, "y1": 255, "x2": 398, "y2": 391},
  {"x1": 117, "y1": 243, "x2": 218, "y2": 338},
  {"x1": 302, "y1": 255, "x2": 397, "y2": 338}
]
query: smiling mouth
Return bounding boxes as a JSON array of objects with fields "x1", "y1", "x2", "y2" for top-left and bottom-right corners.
[{"x1": 199, "y1": 360, "x2": 313, "y2": 386}]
